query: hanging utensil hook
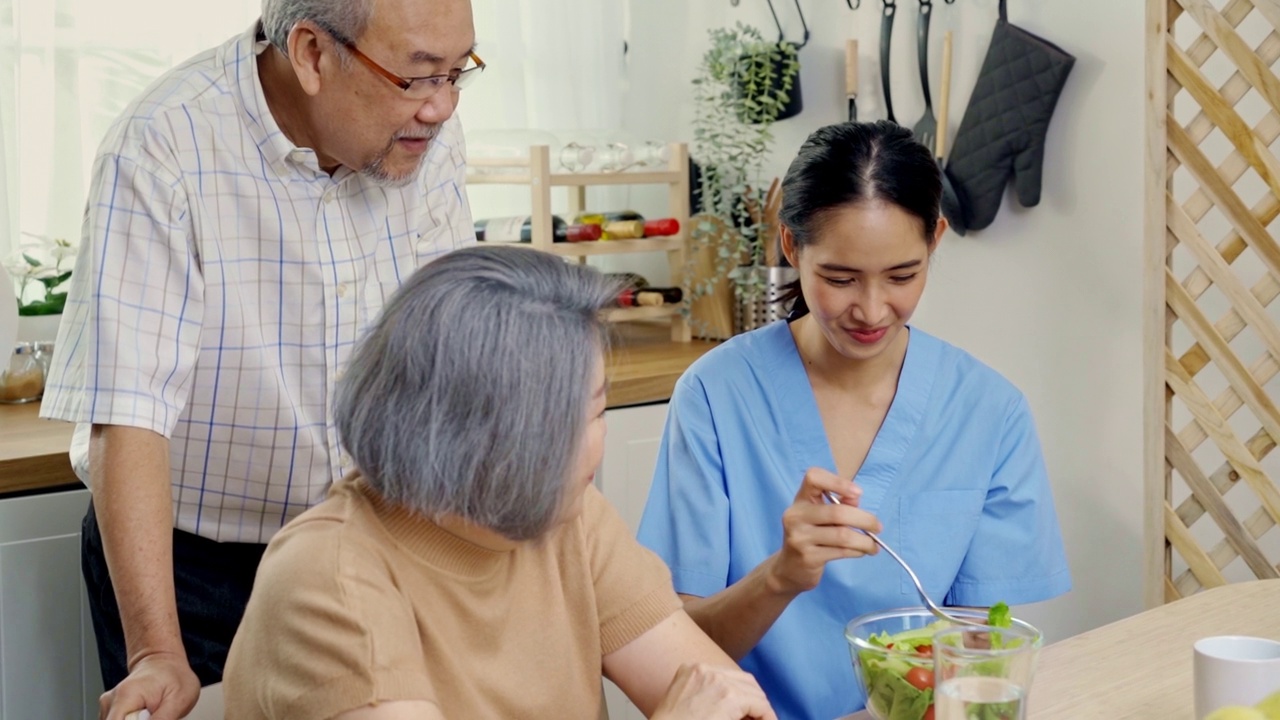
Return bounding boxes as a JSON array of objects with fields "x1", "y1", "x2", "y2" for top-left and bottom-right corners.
[{"x1": 765, "y1": 0, "x2": 810, "y2": 48}]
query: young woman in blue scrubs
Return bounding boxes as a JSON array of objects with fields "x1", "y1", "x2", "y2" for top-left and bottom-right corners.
[{"x1": 637, "y1": 121, "x2": 1071, "y2": 720}]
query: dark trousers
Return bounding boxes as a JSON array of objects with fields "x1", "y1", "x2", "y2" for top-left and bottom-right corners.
[{"x1": 81, "y1": 501, "x2": 268, "y2": 689}]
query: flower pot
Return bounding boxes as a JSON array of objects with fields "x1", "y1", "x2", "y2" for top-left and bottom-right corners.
[
  {"x1": 737, "y1": 42, "x2": 803, "y2": 122},
  {"x1": 16, "y1": 313, "x2": 62, "y2": 343},
  {"x1": 735, "y1": 43, "x2": 803, "y2": 124}
]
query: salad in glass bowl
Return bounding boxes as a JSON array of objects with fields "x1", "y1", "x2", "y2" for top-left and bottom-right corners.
[{"x1": 844, "y1": 603, "x2": 1036, "y2": 720}]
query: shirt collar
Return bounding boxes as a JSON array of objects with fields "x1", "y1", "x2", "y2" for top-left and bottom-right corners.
[{"x1": 227, "y1": 21, "x2": 322, "y2": 177}]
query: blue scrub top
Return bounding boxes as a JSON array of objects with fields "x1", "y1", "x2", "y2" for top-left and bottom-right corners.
[{"x1": 637, "y1": 322, "x2": 1071, "y2": 720}]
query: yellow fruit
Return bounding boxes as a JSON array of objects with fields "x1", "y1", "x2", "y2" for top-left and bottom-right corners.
[
  {"x1": 1205, "y1": 707, "x2": 1266, "y2": 720},
  {"x1": 1255, "y1": 690, "x2": 1280, "y2": 720}
]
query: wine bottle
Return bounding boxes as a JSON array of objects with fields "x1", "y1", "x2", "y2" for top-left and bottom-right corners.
[
  {"x1": 475, "y1": 216, "x2": 602, "y2": 243},
  {"x1": 616, "y1": 286, "x2": 684, "y2": 307},
  {"x1": 574, "y1": 211, "x2": 681, "y2": 239}
]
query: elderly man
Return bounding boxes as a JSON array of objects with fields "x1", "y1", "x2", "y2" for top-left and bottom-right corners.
[{"x1": 40, "y1": 0, "x2": 477, "y2": 717}]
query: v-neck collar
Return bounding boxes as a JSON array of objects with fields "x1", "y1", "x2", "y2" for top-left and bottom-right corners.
[{"x1": 766, "y1": 322, "x2": 939, "y2": 517}]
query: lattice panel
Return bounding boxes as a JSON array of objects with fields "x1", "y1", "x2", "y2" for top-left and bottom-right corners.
[{"x1": 1150, "y1": 0, "x2": 1280, "y2": 605}]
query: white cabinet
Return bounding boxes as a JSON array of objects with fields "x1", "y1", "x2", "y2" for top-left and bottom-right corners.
[
  {"x1": 596, "y1": 402, "x2": 669, "y2": 535},
  {"x1": 0, "y1": 488, "x2": 102, "y2": 720},
  {"x1": 595, "y1": 402, "x2": 670, "y2": 720}
]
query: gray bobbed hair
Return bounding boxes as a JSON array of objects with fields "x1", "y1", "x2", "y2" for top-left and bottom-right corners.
[
  {"x1": 334, "y1": 246, "x2": 621, "y2": 541},
  {"x1": 261, "y1": 0, "x2": 374, "y2": 51}
]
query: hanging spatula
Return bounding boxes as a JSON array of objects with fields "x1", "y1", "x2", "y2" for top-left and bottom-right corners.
[
  {"x1": 937, "y1": 30, "x2": 966, "y2": 235},
  {"x1": 911, "y1": 0, "x2": 937, "y2": 152},
  {"x1": 845, "y1": 39, "x2": 859, "y2": 122},
  {"x1": 880, "y1": 0, "x2": 897, "y2": 123}
]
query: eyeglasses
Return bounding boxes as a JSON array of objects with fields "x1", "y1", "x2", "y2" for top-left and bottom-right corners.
[{"x1": 336, "y1": 36, "x2": 486, "y2": 101}]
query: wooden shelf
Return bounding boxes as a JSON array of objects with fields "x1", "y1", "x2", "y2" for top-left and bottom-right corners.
[
  {"x1": 545, "y1": 236, "x2": 685, "y2": 257},
  {"x1": 465, "y1": 142, "x2": 692, "y2": 342},
  {"x1": 467, "y1": 171, "x2": 684, "y2": 187},
  {"x1": 600, "y1": 305, "x2": 682, "y2": 322},
  {"x1": 548, "y1": 170, "x2": 683, "y2": 187}
]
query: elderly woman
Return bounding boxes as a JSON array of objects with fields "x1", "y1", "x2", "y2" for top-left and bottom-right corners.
[{"x1": 222, "y1": 246, "x2": 775, "y2": 720}]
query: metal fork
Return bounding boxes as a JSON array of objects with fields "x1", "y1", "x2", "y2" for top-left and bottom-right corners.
[{"x1": 822, "y1": 490, "x2": 985, "y2": 627}]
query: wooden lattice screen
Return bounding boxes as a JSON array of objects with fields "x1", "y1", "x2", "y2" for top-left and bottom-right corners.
[{"x1": 1145, "y1": 0, "x2": 1280, "y2": 607}]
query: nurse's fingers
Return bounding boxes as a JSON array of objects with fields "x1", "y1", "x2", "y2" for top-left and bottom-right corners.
[
  {"x1": 805, "y1": 525, "x2": 881, "y2": 557},
  {"x1": 795, "y1": 467, "x2": 862, "y2": 505},
  {"x1": 794, "y1": 502, "x2": 883, "y2": 534}
]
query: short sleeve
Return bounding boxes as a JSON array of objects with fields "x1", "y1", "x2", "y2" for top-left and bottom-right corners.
[
  {"x1": 40, "y1": 143, "x2": 202, "y2": 436},
  {"x1": 636, "y1": 374, "x2": 732, "y2": 598},
  {"x1": 581, "y1": 486, "x2": 682, "y2": 655},
  {"x1": 946, "y1": 394, "x2": 1072, "y2": 607},
  {"x1": 222, "y1": 521, "x2": 436, "y2": 719}
]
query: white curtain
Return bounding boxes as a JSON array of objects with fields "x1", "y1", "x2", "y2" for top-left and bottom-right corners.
[
  {"x1": 1, "y1": 0, "x2": 259, "y2": 257},
  {"x1": 463, "y1": 0, "x2": 658, "y2": 282},
  {"x1": 1, "y1": 0, "x2": 632, "y2": 254},
  {"x1": 464, "y1": 0, "x2": 627, "y2": 133}
]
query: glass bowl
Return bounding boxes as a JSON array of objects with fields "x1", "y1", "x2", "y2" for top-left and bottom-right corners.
[{"x1": 844, "y1": 607, "x2": 1042, "y2": 720}]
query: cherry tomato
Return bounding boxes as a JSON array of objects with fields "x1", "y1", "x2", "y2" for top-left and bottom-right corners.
[
  {"x1": 886, "y1": 642, "x2": 895, "y2": 649},
  {"x1": 923, "y1": 706, "x2": 935, "y2": 720},
  {"x1": 915, "y1": 644, "x2": 933, "y2": 658},
  {"x1": 905, "y1": 666, "x2": 934, "y2": 691}
]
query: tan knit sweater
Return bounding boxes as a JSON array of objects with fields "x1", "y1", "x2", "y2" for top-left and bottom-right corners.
[{"x1": 224, "y1": 477, "x2": 681, "y2": 719}]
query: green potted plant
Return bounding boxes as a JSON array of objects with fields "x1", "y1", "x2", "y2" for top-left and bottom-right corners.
[
  {"x1": 684, "y1": 23, "x2": 798, "y2": 338},
  {"x1": 5, "y1": 235, "x2": 76, "y2": 342}
]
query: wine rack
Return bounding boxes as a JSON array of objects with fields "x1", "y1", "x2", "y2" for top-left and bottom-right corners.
[{"x1": 466, "y1": 143, "x2": 692, "y2": 342}]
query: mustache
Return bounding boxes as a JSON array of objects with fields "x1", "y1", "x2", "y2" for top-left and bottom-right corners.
[{"x1": 395, "y1": 126, "x2": 440, "y2": 142}]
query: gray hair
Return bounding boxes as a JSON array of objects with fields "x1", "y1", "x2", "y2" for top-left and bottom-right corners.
[
  {"x1": 261, "y1": 0, "x2": 374, "y2": 52},
  {"x1": 334, "y1": 246, "x2": 621, "y2": 541}
]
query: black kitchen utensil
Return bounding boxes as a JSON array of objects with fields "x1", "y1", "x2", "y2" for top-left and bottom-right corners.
[
  {"x1": 880, "y1": 0, "x2": 897, "y2": 124},
  {"x1": 943, "y1": 0, "x2": 1075, "y2": 231},
  {"x1": 911, "y1": 0, "x2": 937, "y2": 152}
]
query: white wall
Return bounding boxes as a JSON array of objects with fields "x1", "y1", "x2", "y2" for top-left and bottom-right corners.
[{"x1": 621, "y1": 0, "x2": 1148, "y2": 643}]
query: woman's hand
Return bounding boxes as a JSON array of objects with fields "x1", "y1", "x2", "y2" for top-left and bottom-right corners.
[
  {"x1": 765, "y1": 468, "x2": 882, "y2": 596},
  {"x1": 649, "y1": 663, "x2": 777, "y2": 720}
]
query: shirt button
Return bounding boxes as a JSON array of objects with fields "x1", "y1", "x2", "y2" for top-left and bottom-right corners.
[
  {"x1": 337, "y1": 283, "x2": 348, "y2": 298},
  {"x1": 334, "y1": 370, "x2": 345, "y2": 383},
  {"x1": 324, "y1": 190, "x2": 336, "y2": 203},
  {"x1": 339, "y1": 452, "x2": 352, "y2": 467}
]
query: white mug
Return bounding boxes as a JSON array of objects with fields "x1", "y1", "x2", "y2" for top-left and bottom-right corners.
[{"x1": 1194, "y1": 635, "x2": 1280, "y2": 718}]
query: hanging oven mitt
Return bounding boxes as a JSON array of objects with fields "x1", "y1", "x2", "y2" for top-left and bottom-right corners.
[{"x1": 943, "y1": 0, "x2": 1074, "y2": 232}]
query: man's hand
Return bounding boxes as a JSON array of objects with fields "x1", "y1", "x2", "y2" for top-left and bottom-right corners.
[{"x1": 101, "y1": 651, "x2": 200, "y2": 720}]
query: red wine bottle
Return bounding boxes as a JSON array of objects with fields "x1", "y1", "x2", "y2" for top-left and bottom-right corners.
[
  {"x1": 616, "y1": 286, "x2": 683, "y2": 307},
  {"x1": 475, "y1": 215, "x2": 602, "y2": 243},
  {"x1": 575, "y1": 212, "x2": 681, "y2": 239}
]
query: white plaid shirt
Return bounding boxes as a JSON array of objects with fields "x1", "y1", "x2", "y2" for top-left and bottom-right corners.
[{"x1": 41, "y1": 24, "x2": 474, "y2": 542}]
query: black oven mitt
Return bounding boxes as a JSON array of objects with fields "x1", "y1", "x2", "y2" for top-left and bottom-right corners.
[{"x1": 943, "y1": 0, "x2": 1074, "y2": 232}]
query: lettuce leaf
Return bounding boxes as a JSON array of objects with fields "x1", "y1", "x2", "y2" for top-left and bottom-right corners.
[{"x1": 987, "y1": 602, "x2": 1012, "y2": 629}]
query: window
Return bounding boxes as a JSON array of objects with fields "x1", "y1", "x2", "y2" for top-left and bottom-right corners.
[{"x1": 1, "y1": 0, "x2": 258, "y2": 256}]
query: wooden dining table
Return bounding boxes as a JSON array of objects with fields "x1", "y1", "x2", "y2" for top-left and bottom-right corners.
[{"x1": 840, "y1": 579, "x2": 1280, "y2": 719}]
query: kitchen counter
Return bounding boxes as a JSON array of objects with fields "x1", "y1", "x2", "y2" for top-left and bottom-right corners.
[{"x1": 0, "y1": 322, "x2": 718, "y2": 497}]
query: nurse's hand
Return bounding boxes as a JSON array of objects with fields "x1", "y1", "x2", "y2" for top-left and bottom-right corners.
[
  {"x1": 650, "y1": 663, "x2": 777, "y2": 720},
  {"x1": 766, "y1": 468, "x2": 882, "y2": 596}
]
